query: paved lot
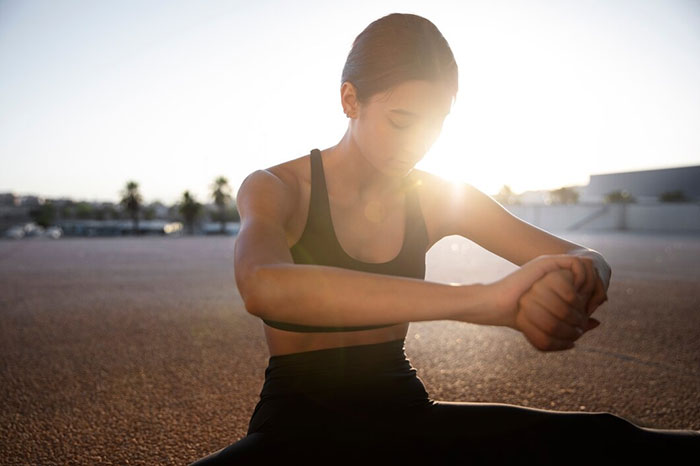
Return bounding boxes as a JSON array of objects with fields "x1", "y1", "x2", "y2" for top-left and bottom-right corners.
[{"x1": 1, "y1": 231, "x2": 698, "y2": 464}]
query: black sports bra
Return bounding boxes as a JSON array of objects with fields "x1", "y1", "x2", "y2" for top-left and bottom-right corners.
[{"x1": 261, "y1": 148, "x2": 429, "y2": 332}]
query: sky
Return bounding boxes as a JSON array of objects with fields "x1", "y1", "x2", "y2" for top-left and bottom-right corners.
[{"x1": 1, "y1": 0, "x2": 699, "y2": 205}]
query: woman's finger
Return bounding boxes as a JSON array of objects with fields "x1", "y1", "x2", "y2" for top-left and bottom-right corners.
[
  {"x1": 586, "y1": 275, "x2": 608, "y2": 316},
  {"x1": 549, "y1": 270, "x2": 589, "y2": 316},
  {"x1": 516, "y1": 311, "x2": 576, "y2": 352},
  {"x1": 522, "y1": 298, "x2": 584, "y2": 341},
  {"x1": 527, "y1": 274, "x2": 588, "y2": 328},
  {"x1": 497, "y1": 254, "x2": 595, "y2": 328},
  {"x1": 529, "y1": 255, "x2": 588, "y2": 287},
  {"x1": 578, "y1": 257, "x2": 597, "y2": 297},
  {"x1": 568, "y1": 256, "x2": 587, "y2": 292}
]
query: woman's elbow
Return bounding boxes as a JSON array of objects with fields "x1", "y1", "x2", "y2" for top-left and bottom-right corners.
[{"x1": 235, "y1": 265, "x2": 269, "y2": 318}]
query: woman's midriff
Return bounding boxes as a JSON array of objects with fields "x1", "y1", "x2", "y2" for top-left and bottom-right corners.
[{"x1": 263, "y1": 322, "x2": 410, "y2": 356}]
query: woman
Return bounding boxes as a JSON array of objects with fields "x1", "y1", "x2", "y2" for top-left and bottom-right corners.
[{"x1": 190, "y1": 13, "x2": 699, "y2": 465}]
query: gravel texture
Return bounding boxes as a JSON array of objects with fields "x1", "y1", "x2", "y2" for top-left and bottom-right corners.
[{"x1": 1, "y1": 232, "x2": 698, "y2": 465}]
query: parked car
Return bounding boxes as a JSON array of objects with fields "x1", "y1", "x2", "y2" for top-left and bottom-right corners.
[
  {"x1": 4, "y1": 225, "x2": 25, "y2": 239},
  {"x1": 3, "y1": 223, "x2": 63, "y2": 239},
  {"x1": 45, "y1": 226, "x2": 63, "y2": 239}
]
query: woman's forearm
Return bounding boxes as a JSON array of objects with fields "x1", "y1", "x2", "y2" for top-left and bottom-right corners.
[{"x1": 243, "y1": 263, "x2": 501, "y2": 327}]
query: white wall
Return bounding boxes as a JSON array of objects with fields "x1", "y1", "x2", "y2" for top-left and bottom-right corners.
[{"x1": 505, "y1": 203, "x2": 700, "y2": 233}]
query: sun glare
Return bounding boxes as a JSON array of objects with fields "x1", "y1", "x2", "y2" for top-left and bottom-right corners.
[
  {"x1": 415, "y1": 111, "x2": 506, "y2": 196},
  {"x1": 413, "y1": 83, "x2": 597, "y2": 197}
]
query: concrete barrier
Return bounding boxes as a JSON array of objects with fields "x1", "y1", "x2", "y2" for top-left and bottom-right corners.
[{"x1": 505, "y1": 203, "x2": 700, "y2": 233}]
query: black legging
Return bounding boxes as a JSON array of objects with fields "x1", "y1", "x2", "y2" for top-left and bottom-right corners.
[{"x1": 189, "y1": 339, "x2": 700, "y2": 465}]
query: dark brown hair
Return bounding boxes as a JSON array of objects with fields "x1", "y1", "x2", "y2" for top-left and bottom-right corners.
[{"x1": 341, "y1": 13, "x2": 458, "y2": 104}]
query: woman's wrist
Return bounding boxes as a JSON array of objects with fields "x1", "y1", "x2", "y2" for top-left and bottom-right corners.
[
  {"x1": 566, "y1": 248, "x2": 612, "y2": 291},
  {"x1": 452, "y1": 282, "x2": 515, "y2": 328}
]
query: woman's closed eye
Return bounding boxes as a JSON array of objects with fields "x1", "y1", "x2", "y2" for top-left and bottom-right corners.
[{"x1": 389, "y1": 119, "x2": 411, "y2": 130}]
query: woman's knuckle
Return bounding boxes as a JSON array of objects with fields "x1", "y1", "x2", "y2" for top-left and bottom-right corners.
[
  {"x1": 555, "y1": 322, "x2": 568, "y2": 338},
  {"x1": 544, "y1": 340, "x2": 558, "y2": 351},
  {"x1": 556, "y1": 303, "x2": 569, "y2": 318},
  {"x1": 536, "y1": 340, "x2": 550, "y2": 352},
  {"x1": 561, "y1": 289, "x2": 574, "y2": 303},
  {"x1": 544, "y1": 319, "x2": 558, "y2": 334},
  {"x1": 534, "y1": 277, "x2": 548, "y2": 289},
  {"x1": 531, "y1": 334, "x2": 548, "y2": 351},
  {"x1": 559, "y1": 325, "x2": 575, "y2": 340},
  {"x1": 568, "y1": 326, "x2": 581, "y2": 340}
]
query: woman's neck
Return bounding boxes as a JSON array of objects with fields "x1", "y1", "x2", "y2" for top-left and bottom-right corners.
[{"x1": 323, "y1": 130, "x2": 407, "y2": 204}]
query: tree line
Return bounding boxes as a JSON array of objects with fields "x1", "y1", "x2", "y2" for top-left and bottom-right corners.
[{"x1": 29, "y1": 176, "x2": 239, "y2": 235}]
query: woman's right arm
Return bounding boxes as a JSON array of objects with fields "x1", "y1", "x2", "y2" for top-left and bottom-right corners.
[{"x1": 233, "y1": 169, "x2": 589, "y2": 336}]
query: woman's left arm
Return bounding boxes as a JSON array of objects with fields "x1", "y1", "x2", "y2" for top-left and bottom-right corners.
[{"x1": 433, "y1": 180, "x2": 611, "y2": 315}]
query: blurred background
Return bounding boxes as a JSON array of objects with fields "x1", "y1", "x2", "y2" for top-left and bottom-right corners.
[{"x1": 1, "y1": 0, "x2": 699, "y2": 238}]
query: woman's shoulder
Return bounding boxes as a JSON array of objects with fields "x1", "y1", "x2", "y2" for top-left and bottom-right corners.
[
  {"x1": 410, "y1": 168, "x2": 482, "y2": 200},
  {"x1": 409, "y1": 168, "x2": 459, "y2": 203},
  {"x1": 241, "y1": 153, "x2": 309, "y2": 196},
  {"x1": 408, "y1": 168, "x2": 488, "y2": 240},
  {"x1": 237, "y1": 153, "x2": 310, "y2": 224},
  {"x1": 265, "y1": 153, "x2": 309, "y2": 191}
]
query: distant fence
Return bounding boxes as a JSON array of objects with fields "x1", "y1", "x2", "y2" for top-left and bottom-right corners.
[{"x1": 505, "y1": 203, "x2": 700, "y2": 233}]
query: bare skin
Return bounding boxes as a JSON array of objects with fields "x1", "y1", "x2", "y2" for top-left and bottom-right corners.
[{"x1": 234, "y1": 80, "x2": 610, "y2": 357}]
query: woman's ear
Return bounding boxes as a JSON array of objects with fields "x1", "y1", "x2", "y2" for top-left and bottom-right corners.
[{"x1": 340, "y1": 81, "x2": 359, "y2": 118}]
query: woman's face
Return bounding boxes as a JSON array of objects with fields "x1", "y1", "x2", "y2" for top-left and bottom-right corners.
[{"x1": 349, "y1": 79, "x2": 453, "y2": 177}]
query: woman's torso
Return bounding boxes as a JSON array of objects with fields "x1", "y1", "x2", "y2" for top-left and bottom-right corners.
[{"x1": 260, "y1": 148, "x2": 448, "y2": 356}]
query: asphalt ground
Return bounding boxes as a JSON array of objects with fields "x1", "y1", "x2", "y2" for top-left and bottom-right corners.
[{"x1": 1, "y1": 231, "x2": 698, "y2": 465}]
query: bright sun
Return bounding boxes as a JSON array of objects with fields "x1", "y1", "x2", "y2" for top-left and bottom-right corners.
[
  {"x1": 414, "y1": 111, "x2": 506, "y2": 197},
  {"x1": 413, "y1": 102, "x2": 594, "y2": 197}
]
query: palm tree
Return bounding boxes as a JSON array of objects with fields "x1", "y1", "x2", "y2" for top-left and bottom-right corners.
[
  {"x1": 494, "y1": 185, "x2": 519, "y2": 205},
  {"x1": 119, "y1": 181, "x2": 143, "y2": 235},
  {"x1": 659, "y1": 190, "x2": 688, "y2": 203},
  {"x1": 210, "y1": 176, "x2": 232, "y2": 234},
  {"x1": 29, "y1": 200, "x2": 56, "y2": 228},
  {"x1": 179, "y1": 190, "x2": 202, "y2": 235},
  {"x1": 550, "y1": 187, "x2": 580, "y2": 204},
  {"x1": 604, "y1": 190, "x2": 636, "y2": 204}
]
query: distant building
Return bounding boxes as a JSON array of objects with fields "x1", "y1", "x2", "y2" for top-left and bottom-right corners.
[
  {"x1": 0, "y1": 193, "x2": 19, "y2": 206},
  {"x1": 18, "y1": 195, "x2": 42, "y2": 207},
  {"x1": 581, "y1": 165, "x2": 700, "y2": 203},
  {"x1": 148, "y1": 201, "x2": 170, "y2": 219}
]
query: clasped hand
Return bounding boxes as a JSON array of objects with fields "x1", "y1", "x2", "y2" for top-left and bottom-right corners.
[{"x1": 492, "y1": 254, "x2": 609, "y2": 352}]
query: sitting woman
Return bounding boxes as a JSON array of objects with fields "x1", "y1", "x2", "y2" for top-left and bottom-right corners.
[{"x1": 189, "y1": 12, "x2": 700, "y2": 465}]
